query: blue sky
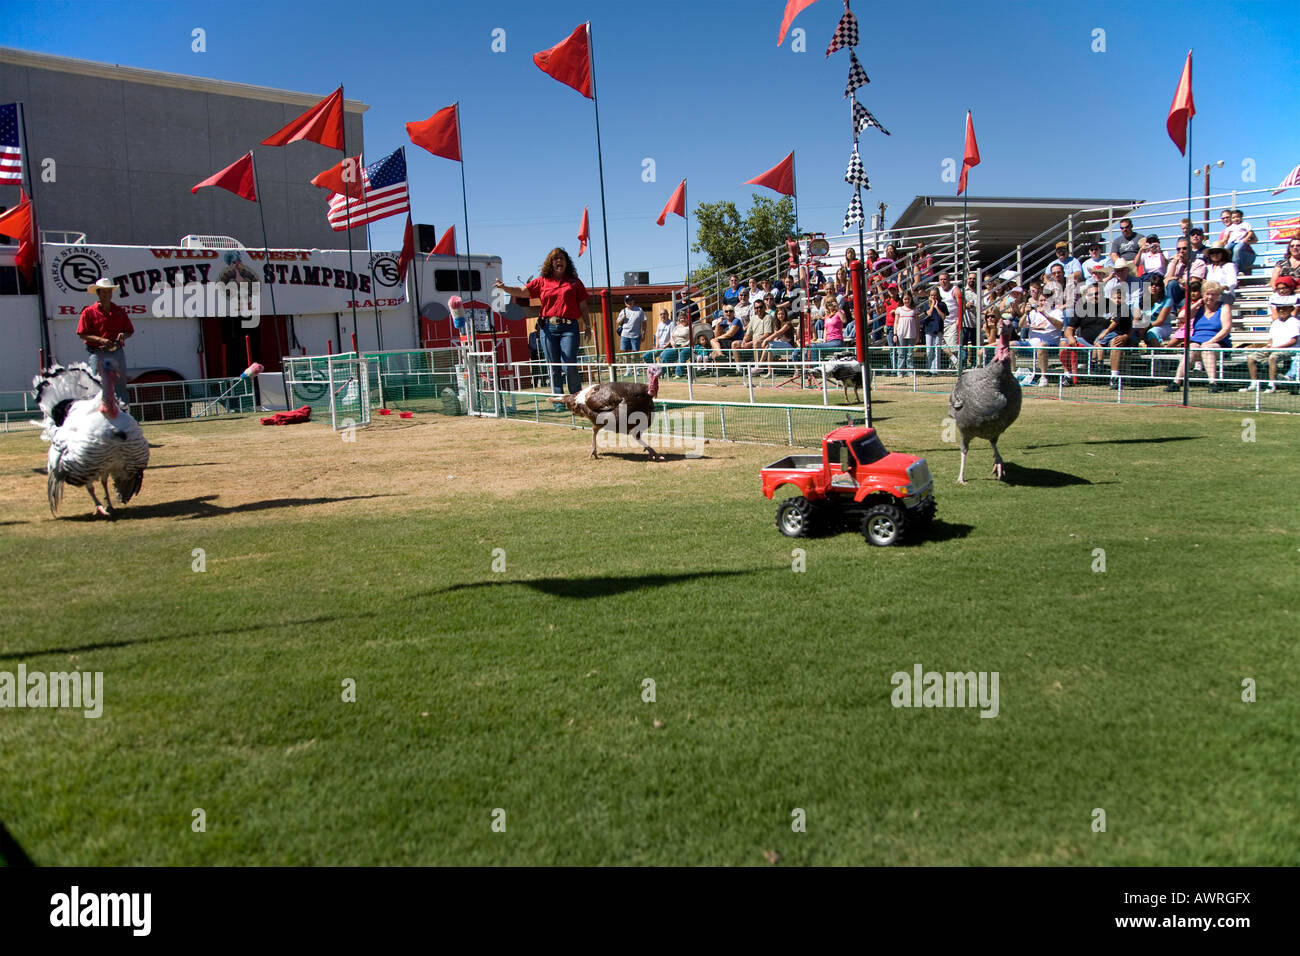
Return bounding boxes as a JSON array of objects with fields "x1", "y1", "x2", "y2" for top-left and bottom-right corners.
[{"x1": 4, "y1": 0, "x2": 1295, "y2": 283}]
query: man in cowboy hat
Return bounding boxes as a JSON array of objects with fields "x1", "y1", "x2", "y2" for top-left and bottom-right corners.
[{"x1": 77, "y1": 277, "x2": 134, "y2": 403}]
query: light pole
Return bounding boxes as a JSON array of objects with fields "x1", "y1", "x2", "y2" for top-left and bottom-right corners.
[{"x1": 1193, "y1": 160, "x2": 1224, "y2": 233}]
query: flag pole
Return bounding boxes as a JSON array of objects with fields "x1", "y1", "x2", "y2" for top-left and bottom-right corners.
[
  {"x1": 455, "y1": 104, "x2": 488, "y2": 358},
  {"x1": 339, "y1": 90, "x2": 359, "y2": 354},
  {"x1": 587, "y1": 23, "x2": 614, "y2": 309},
  {"x1": 249, "y1": 150, "x2": 286, "y2": 367},
  {"x1": 960, "y1": 111, "x2": 970, "y2": 377},
  {"x1": 684, "y1": 179, "x2": 690, "y2": 298},
  {"x1": 17, "y1": 103, "x2": 52, "y2": 363},
  {"x1": 1182, "y1": 52, "x2": 1193, "y2": 409}
]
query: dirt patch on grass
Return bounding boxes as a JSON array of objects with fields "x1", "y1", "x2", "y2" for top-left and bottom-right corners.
[{"x1": 0, "y1": 412, "x2": 751, "y2": 533}]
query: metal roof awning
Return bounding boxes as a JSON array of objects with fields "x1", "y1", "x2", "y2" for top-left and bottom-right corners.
[{"x1": 893, "y1": 195, "x2": 1141, "y2": 264}]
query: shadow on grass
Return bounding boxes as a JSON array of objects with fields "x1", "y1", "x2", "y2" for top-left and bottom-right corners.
[
  {"x1": 0, "y1": 613, "x2": 352, "y2": 661},
  {"x1": 60, "y1": 493, "x2": 393, "y2": 522},
  {"x1": 0, "y1": 819, "x2": 35, "y2": 867},
  {"x1": 1024, "y1": 435, "x2": 1201, "y2": 450},
  {"x1": 1000, "y1": 463, "x2": 1099, "y2": 487},
  {"x1": 431, "y1": 569, "x2": 752, "y2": 600},
  {"x1": 592, "y1": 451, "x2": 699, "y2": 463}
]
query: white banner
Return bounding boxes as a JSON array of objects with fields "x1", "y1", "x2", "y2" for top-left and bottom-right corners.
[{"x1": 42, "y1": 244, "x2": 407, "y2": 319}]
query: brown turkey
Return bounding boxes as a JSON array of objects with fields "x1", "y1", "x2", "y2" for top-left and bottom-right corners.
[
  {"x1": 555, "y1": 367, "x2": 663, "y2": 460},
  {"x1": 949, "y1": 316, "x2": 1023, "y2": 484}
]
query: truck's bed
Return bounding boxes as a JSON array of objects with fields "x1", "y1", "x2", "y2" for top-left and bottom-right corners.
[{"x1": 764, "y1": 455, "x2": 823, "y2": 471}]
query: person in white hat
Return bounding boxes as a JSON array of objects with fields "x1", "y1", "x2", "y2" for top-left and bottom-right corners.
[
  {"x1": 76, "y1": 277, "x2": 133, "y2": 403},
  {"x1": 1239, "y1": 293, "x2": 1299, "y2": 392}
]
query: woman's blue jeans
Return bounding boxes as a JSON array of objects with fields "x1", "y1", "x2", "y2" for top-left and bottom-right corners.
[{"x1": 540, "y1": 319, "x2": 581, "y2": 394}]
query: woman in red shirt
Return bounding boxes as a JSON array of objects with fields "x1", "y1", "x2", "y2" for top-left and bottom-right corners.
[{"x1": 495, "y1": 247, "x2": 588, "y2": 396}]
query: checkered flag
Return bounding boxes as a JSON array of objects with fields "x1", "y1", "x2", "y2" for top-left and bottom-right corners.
[
  {"x1": 844, "y1": 50, "x2": 869, "y2": 98},
  {"x1": 853, "y1": 100, "x2": 891, "y2": 137},
  {"x1": 844, "y1": 192, "x2": 864, "y2": 232},
  {"x1": 844, "y1": 143, "x2": 869, "y2": 189},
  {"x1": 825, "y1": 2, "x2": 859, "y2": 57}
]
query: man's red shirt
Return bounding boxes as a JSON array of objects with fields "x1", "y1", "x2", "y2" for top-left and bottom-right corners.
[{"x1": 77, "y1": 302, "x2": 134, "y2": 344}]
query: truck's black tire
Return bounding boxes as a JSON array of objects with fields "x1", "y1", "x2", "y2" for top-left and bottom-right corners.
[
  {"x1": 860, "y1": 502, "x2": 905, "y2": 547},
  {"x1": 910, "y1": 499, "x2": 937, "y2": 538},
  {"x1": 776, "y1": 496, "x2": 818, "y2": 538}
]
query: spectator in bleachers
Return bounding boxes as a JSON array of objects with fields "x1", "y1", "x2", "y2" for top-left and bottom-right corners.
[
  {"x1": 1136, "y1": 234, "x2": 1167, "y2": 278},
  {"x1": 1203, "y1": 245, "x2": 1238, "y2": 303},
  {"x1": 660, "y1": 311, "x2": 693, "y2": 378},
  {"x1": 1240, "y1": 292, "x2": 1299, "y2": 392},
  {"x1": 1222, "y1": 209, "x2": 1258, "y2": 275},
  {"x1": 1165, "y1": 236, "x2": 1206, "y2": 306},
  {"x1": 746, "y1": 277, "x2": 761, "y2": 300},
  {"x1": 806, "y1": 261, "x2": 826, "y2": 295},
  {"x1": 740, "y1": 298, "x2": 774, "y2": 365},
  {"x1": 1188, "y1": 227, "x2": 1207, "y2": 260},
  {"x1": 1023, "y1": 285, "x2": 1065, "y2": 386},
  {"x1": 1110, "y1": 218, "x2": 1143, "y2": 264},
  {"x1": 1062, "y1": 283, "x2": 1108, "y2": 385},
  {"x1": 1051, "y1": 241, "x2": 1084, "y2": 281},
  {"x1": 733, "y1": 288, "x2": 754, "y2": 327},
  {"x1": 912, "y1": 241, "x2": 934, "y2": 287},
  {"x1": 1082, "y1": 242, "x2": 1108, "y2": 285},
  {"x1": 1163, "y1": 281, "x2": 1201, "y2": 349},
  {"x1": 641, "y1": 308, "x2": 675, "y2": 365},
  {"x1": 919, "y1": 286, "x2": 948, "y2": 374},
  {"x1": 617, "y1": 296, "x2": 646, "y2": 356},
  {"x1": 1139, "y1": 274, "x2": 1174, "y2": 345},
  {"x1": 961, "y1": 272, "x2": 980, "y2": 366},
  {"x1": 819, "y1": 296, "x2": 846, "y2": 351},
  {"x1": 710, "y1": 305, "x2": 743, "y2": 358},
  {"x1": 1092, "y1": 294, "x2": 1136, "y2": 390},
  {"x1": 1270, "y1": 240, "x2": 1300, "y2": 291},
  {"x1": 722, "y1": 274, "x2": 742, "y2": 305},
  {"x1": 1164, "y1": 280, "x2": 1232, "y2": 393},
  {"x1": 894, "y1": 291, "x2": 918, "y2": 374},
  {"x1": 935, "y1": 272, "x2": 960, "y2": 368},
  {"x1": 883, "y1": 285, "x2": 900, "y2": 371},
  {"x1": 763, "y1": 305, "x2": 798, "y2": 374},
  {"x1": 1104, "y1": 259, "x2": 1144, "y2": 320}
]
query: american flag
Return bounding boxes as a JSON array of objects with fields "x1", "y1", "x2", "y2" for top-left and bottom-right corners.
[
  {"x1": 1274, "y1": 163, "x2": 1300, "y2": 196},
  {"x1": 327, "y1": 147, "x2": 409, "y2": 231},
  {"x1": 0, "y1": 103, "x2": 23, "y2": 185}
]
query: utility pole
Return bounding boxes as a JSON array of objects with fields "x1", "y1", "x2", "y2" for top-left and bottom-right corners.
[{"x1": 1193, "y1": 160, "x2": 1224, "y2": 232}]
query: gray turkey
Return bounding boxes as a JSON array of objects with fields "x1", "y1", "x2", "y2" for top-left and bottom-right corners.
[
  {"x1": 555, "y1": 367, "x2": 663, "y2": 460},
  {"x1": 34, "y1": 358, "x2": 150, "y2": 517},
  {"x1": 819, "y1": 352, "x2": 866, "y2": 403},
  {"x1": 949, "y1": 316, "x2": 1022, "y2": 484}
]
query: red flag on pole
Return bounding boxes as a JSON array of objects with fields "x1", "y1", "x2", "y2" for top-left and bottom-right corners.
[
  {"x1": 577, "y1": 206, "x2": 590, "y2": 257},
  {"x1": 656, "y1": 180, "x2": 687, "y2": 226},
  {"x1": 406, "y1": 104, "x2": 461, "y2": 162},
  {"x1": 429, "y1": 225, "x2": 455, "y2": 257},
  {"x1": 398, "y1": 215, "x2": 414, "y2": 276},
  {"x1": 191, "y1": 151, "x2": 257, "y2": 201},
  {"x1": 744, "y1": 152, "x2": 795, "y2": 196},
  {"x1": 957, "y1": 111, "x2": 980, "y2": 196},
  {"x1": 261, "y1": 87, "x2": 345, "y2": 150},
  {"x1": 310, "y1": 154, "x2": 363, "y2": 196},
  {"x1": 1166, "y1": 51, "x2": 1195, "y2": 156},
  {"x1": 777, "y1": 0, "x2": 819, "y2": 45},
  {"x1": 533, "y1": 23, "x2": 593, "y2": 98},
  {"x1": 1274, "y1": 163, "x2": 1300, "y2": 195},
  {"x1": 0, "y1": 188, "x2": 35, "y2": 281}
]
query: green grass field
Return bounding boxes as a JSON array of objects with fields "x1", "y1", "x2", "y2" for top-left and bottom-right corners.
[{"x1": 0, "y1": 392, "x2": 1296, "y2": 865}]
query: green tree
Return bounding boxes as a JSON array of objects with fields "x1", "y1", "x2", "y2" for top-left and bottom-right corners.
[{"x1": 691, "y1": 193, "x2": 797, "y2": 284}]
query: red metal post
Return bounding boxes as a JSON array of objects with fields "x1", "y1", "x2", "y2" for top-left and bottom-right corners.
[
  {"x1": 851, "y1": 260, "x2": 866, "y2": 364},
  {"x1": 600, "y1": 288, "x2": 615, "y2": 365},
  {"x1": 327, "y1": 339, "x2": 333, "y2": 355},
  {"x1": 245, "y1": 335, "x2": 254, "y2": 369},
  {"x1": 350, "y1": 332, "x2": 358, "y2": 354}
]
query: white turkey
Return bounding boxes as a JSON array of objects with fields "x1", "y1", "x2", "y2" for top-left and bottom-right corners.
[
  {"x1": 819, "y1": 352, "x2": 867, "y2": 403},
  {"x1": 34, "y1": 358, "x2": 149, "y2": 517}
]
